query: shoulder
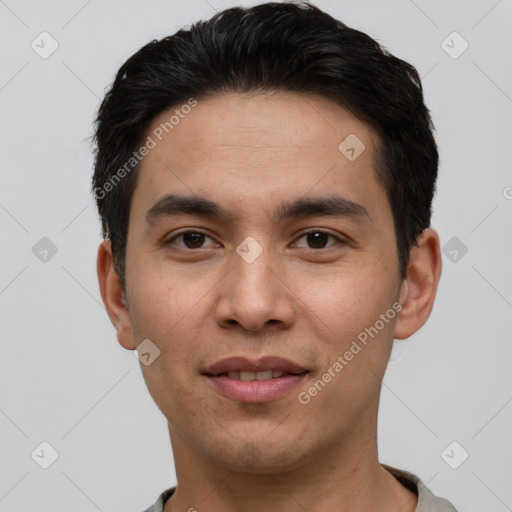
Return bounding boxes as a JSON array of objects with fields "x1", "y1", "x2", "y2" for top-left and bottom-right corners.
[
  {"x1": 140, "y1": 487, "x2": 176, "y2": 512},
  {"x1": 382, "y1": 464, "x2": 459, "y2": 512}
]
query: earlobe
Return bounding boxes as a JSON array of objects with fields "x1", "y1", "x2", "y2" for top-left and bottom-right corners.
[
  {"x1": 96, "y1": 240, "x2": 137, "y2": 350},
  {"x1": 394, "y1": 229, "x2": 442, "y2": 340}
]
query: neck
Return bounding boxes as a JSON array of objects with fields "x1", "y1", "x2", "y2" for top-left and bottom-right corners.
[{"x1": 163, "y1": 407, "x2": 417, "y2": 512}]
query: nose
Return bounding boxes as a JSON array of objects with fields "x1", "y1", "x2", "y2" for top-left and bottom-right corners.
[{"x1": 215, "y1": 245, "x2": 295, "y2": 333}]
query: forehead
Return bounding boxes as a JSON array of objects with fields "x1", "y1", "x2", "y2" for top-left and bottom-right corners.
[
  {"x1": 145, "y1": 91, "x2": 377, "y2": 160},
  {"x1": 133, "y1": 91, "x2": 386, "y2": 219}
]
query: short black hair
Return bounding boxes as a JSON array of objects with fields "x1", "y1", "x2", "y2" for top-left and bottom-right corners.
[{"x1": 92, "y1": 1, "x2": 438, "y2": 291}]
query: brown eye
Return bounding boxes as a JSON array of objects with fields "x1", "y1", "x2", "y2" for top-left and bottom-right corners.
[
  {"x1": 294, "y1": 230, "x2": 340, "y2": 249},
  {"x1": 181, "y1": 232, "x2": 205, "y2": 248},
  {"x1": 167, "y1": 231, "x2": 217, "y2": 249}
]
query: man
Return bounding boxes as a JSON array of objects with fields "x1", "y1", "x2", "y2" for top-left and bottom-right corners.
[{"x1": 92, "y1": 2, "x2": 457, "y2": 510}]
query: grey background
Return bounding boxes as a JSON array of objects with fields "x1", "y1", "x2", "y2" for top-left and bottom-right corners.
[{"x1": 0, "y1": 0, "x2": 511, "y2": 510}]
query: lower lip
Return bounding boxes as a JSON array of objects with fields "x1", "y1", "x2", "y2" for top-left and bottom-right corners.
[{"x1": 205, "y1": 373, "x2": 308, "y2": 403}]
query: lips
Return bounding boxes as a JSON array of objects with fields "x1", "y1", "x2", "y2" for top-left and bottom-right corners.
[
  {"x1": 202, "y1": 356, "x2": 310, "y2": 403},
  {"x1": 203, "y1": 356, "x2": 309, "y2": 377}
]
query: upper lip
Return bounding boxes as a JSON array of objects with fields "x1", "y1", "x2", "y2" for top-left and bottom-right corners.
[{"x1": 203, "y1": 356, "x2": 309, "y2": 376}]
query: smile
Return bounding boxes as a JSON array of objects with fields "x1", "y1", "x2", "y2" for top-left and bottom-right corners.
[{"x1": 202, "y1": 355, "x2": 310, "y2": 403}]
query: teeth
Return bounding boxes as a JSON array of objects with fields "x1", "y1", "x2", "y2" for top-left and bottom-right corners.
[
  {"x1": 256, "y1": 370, "x2": 273, "y2": 380},
  {"x1": 226, "y1": 370, "x2": 286, "y2": 381}
]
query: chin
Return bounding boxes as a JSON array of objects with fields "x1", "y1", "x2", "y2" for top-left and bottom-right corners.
[{"x1": 207, "y1": 437, "x2": 309, "y2": 473}]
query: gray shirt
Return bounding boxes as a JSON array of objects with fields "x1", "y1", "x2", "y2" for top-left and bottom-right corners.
[{"x1": 142, "y1": 464, "x2": 458, "y2": 512}]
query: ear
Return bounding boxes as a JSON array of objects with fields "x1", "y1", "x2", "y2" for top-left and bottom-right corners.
[
  {"x1": 97, "y1": 239, "x2": 137, "y2": 350},
  {"x1": 394, "y1": 228, "x2": 442, "y2": 340}
]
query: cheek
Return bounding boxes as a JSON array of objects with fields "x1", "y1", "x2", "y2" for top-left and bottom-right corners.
[
  {"x1": 297, "y1": 261, "x2": 396, "y2": 327},
  {"x1": 297, "y1": 264, "x2": 399, "y2": 395},
  {"x1": 127, "y1": 257, "x2": 210, "y2": 337},
  {"x1": 127, "y1": 263, "x2": 220, "y2": 397},
  {"x1": 130, "y1": 277, "x2": 206, "y2": 419}
]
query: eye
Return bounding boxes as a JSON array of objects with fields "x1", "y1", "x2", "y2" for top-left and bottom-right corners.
[
  {"x1": 166, "y1": 230, "x2": 218, "y2": 249},
  {"x1": 165, "y1": 229, "x2": 344, "y2": 251},
  {"x1": 293, "y1": 230, "x2": 342, "y2": 249}
]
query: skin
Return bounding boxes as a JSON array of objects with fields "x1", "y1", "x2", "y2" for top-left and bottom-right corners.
[{"x1": 97, "y1": 91, "x2": 442, "y2": 512}]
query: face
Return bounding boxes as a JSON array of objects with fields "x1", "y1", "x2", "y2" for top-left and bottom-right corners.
[{"x1": 99, "y1": 91, "x2": 438, "y2": 473}]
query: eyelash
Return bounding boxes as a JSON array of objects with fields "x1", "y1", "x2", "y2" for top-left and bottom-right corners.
[{"x1": 165, "y1": 229, "x2": 344, "y2": 251}]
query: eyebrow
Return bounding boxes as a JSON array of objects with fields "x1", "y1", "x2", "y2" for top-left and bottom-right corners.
[{"x1": 146, "y1": 193, "x2": 370, "y2": 225}]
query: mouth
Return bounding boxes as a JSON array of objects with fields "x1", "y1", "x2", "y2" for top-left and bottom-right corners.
[
  {"x1": 214, "y1": 369, "x2": 306, "y2": 381},
  {"x1": 202, "y1": 356, "x2": 310, "y2": 403}
]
